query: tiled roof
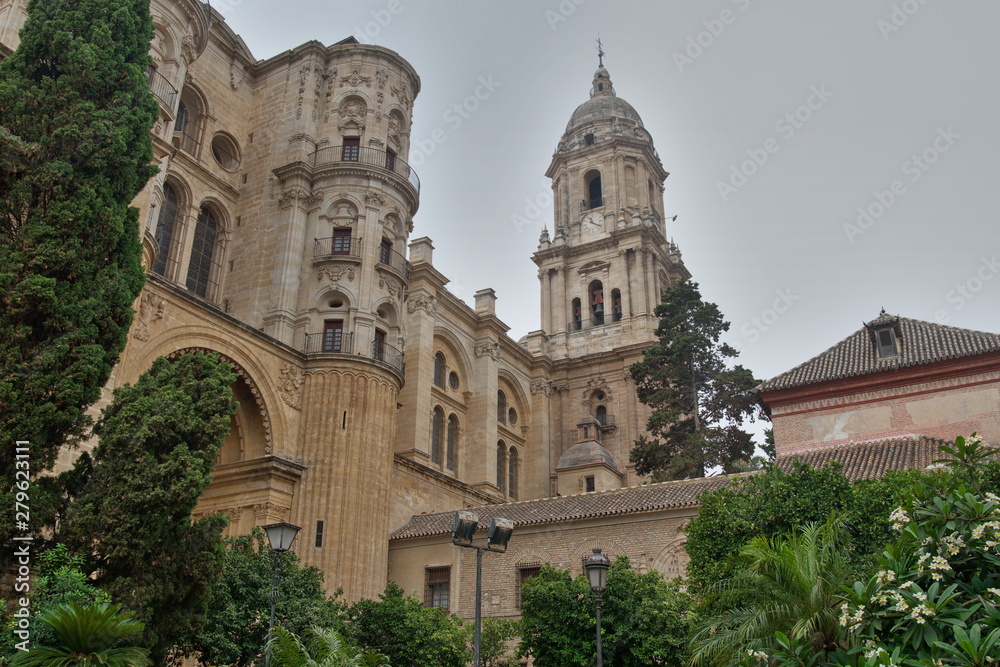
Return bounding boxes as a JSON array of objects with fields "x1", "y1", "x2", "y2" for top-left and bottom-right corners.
[
  {"x1": 389, "y1": 475, "x2": 731, "y2": 541},
  {"x1": 757, "y1": 312, "x2": 1000, "y2": 393},
  {"x1": 777, "y1": 436, "x2": 950, "y2": 481},
  {"x1": 390, "y1": 437, "x2": 964, "y2": 542}
]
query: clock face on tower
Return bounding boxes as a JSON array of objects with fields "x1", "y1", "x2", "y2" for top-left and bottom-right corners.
[{"x1": 582, "y1": 212, "x2": 604, "y2": 234}]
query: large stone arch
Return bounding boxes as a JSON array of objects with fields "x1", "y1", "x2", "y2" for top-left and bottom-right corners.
[{"x1": 166, "y1": 347, "x2": 274, "y2": 455}]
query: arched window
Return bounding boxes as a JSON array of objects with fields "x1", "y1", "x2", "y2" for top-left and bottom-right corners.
[
  {"x1": 496, "y1": 441, "x2": 507, "y2": 495},
  {"x1": 497, "y1": 390, "x2": 508, "y2": 423},
  {"x1": 611, "y1": 288, "x2": 622, "y2": 322},
  {"x1": 572, "y1": 298, "x2": 582, "y2": 331},
  {"x1": 584, "y1": 169, "x2": 602, "y2": 210},
  {"x1": 434, "y1": 353, "x2": 446, "y2": 388},
  {"x1": 596, "y1": 405, "x2": 607, "y2": 426},
  {"x1": 431, "y1": 407, "x2": 444, "y2": 464},
  {"x1": 508, "y1": 446, "x2": 518, "y2": 500},
  {"x1": 152, "y1": 182, "x2": 179, "y2": 277},
  {"x1": 186, "y1": 205, "x2": 219, "y2": 299},
  {"x1": 589, "y1": 280, "x2": 605, "y2": 326},
  {"x1": 446, "y1": 414, "x2": 459, "y2": 471}
]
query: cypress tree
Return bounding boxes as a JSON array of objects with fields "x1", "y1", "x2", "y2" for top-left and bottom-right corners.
[
  {"x1": 0, "y1": 0, "x2": 157, "y2": 526},
  {"x1": 63, "y1": 351, "x2": 237, "y2": 662}
]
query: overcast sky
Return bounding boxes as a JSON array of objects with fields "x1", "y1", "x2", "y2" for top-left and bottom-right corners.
[{"x1": 216, "y1": 0, "x2": 1000, "y2": 386}]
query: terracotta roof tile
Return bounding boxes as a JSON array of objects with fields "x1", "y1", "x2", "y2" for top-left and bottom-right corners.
[
  {"x1": 776, "y1": 435, "x2": 950, "y2": 481},
  {"x1": 389, "y1": 475, "x2": 731, "y2": 541},
  {"x1": 757, "y1": 313, "x2": 1000, "y2": 393}
]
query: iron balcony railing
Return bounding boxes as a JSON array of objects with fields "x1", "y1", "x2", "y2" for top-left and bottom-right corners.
[
  {"x1": 310, "y1": 145, "x2": 420, "y2": 194},
  {"x1": 314, "y1": 236, "x2": 363, "y2": 259},
  {"x1": 596, "y1": 413, "x2": 617, "y2": 428},
  {"x1": 378, "y1": 246, "x2": 410, "y2": 279},
  {"x1": 372, "y1": 338, "x2": 405, "y2": 373},
  {"x1": 147, "y1": 66, "x2": 178, "y2": 112},
  {"x1": 302, "y1": 332, "x2": 404, "y2": 374},
  {"x1": 304, "y1": 331, "x2": 354, "y2": 355},
  {"x1": 581, "y1": 196, "x2": 604, "y2": 210}
]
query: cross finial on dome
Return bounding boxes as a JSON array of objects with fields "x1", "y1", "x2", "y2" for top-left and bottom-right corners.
[{"x1": 596, "y1": 35, "x2": 605, "y2": 67}]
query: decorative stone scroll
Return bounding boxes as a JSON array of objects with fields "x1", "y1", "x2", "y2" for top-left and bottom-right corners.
[
  {"x1": 474, "y1": 341, "x2": 500, "y2": 361},
  {"x1": 277, "y1": 363, "x2": 304, "y2": 411}
]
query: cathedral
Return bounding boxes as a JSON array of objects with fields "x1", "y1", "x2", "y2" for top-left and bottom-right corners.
[{"x1": 4, "y1": 0, "x2": 998, "y2": 627}]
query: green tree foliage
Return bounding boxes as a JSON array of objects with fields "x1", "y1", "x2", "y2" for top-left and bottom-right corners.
[
  {"x1": 836, "y1": 435, "x2": 1000, "y2": 666},
  {"x1": 268, "y1": 626, "x2": 389, "y2": 667},
  {"x1": 341, "y1": 582, "x2": 471, "y2": 667},
  {"x1": 629, "y1": 280, "x2": 765, "y2": 480},
  {"x1": 0, "y1": 0, "x2": 158, "y2": 528},
  {"x1": 518, "y1": 557, "x2": 695, "y2": 667},
  {"x1": 10, "y1": 603, "x2": 151, "y2": 667},
  {"x1": 187, "y1": 529, "x2": 341, "y2": 666},
  {"x1": 61, "y1": 352, "x2": 236, "y2": 663},
  {"x1": 480, "y1": 617, "x2": 521, "y2": 667},
  {"x1": 689, "y1": 518, "x2": 854, "y2": 666},
  {"x1": 684, "y1": 460, "x2": 924, "y2": 591}
]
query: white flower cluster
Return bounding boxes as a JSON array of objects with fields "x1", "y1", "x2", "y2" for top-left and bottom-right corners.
[
  {"x1": 925, "y1": 462, "x2": 949, "y2": 473},
  {"x1": 839, "y1": 602, "x2": 865, "y2": 631},
  {"x1": 941, "y1": 532, "x2": 966, "y2": 556},
  {"x1": 890, "y1": 507, "x2": 911, "y2": 532},
  {"x1": 877, "y1": 569, "x2": 896, "y2": 584},
  {"x1": 745, "y1": 649, "x2": 769, "y2": 662},
  {"x1": 862, "y1": 641, "x2": 888, "y2": 661}
]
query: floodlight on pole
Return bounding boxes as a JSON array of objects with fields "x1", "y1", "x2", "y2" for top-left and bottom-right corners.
[
  {"x1": 262, "y1": 521, "x2": 301, "y2": 667},
  {"x1": 451, "y1": 511, "x2": 514, "y2": 667}
]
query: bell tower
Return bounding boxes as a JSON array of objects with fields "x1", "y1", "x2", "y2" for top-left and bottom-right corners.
[{"x1": 531, "y1": 55, "x2": 689, "y2": 492}]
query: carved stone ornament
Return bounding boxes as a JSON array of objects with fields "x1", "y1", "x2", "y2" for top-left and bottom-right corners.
[
  {"x1": 365, "y1": 191, "x2": 387, "y2": 206},
  {"x1": 340, "y1": 65, "x2": 371, "y2": 88},
  {"x1": 253, "y1": 502, "x2": 289, "y2": 522},
  {"x1": 474, "y1": 341, "x2": 500, "y2": 361},
  {"x1": 340, "y1": 98, "x2": 365, "y2": 119},
  {"x1": 180, "y1": 34, "x2": 197, "y2": 64},
  {"x1": 277, "y1": 363, "x2": 304, "y2": 411},
  {"x1": 406, "y1": 294, "x2": 437, "y2": 317},
  {"x1": 133, "y1": 291, "x2": 166, "y2": 341},
  {"x1": 278, "y1": 187, "x2": 310, "y2": 207},
  {"x1": 375, "y1": 69, "x2": 388, "y2": 89},
  {"x1": 317, "y1": 265, "x2": 356, "y2": 283},
  {"x1": 390, "y1": 83, "x2": 411, "y2": 109},
  {"x1": 582, "y1": 377, "x2": 612, "y2": 406},
  {"x1": 378, "y1": 273, "x2": 402, "y2": 301},
  {"x1": 530, "y1": 380, "x2": 553, "y2": 397}
]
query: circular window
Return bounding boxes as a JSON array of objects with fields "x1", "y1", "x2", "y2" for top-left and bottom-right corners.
[
  {"x1": 329, "y1": 300, "x2": 344, "y2": 308},
  {"x1": 596, "y1": 391, "x2": 605, "y2": 401},
  {"x1": 449, "y1": 371, "x2": 460, "y2": 390},
  {"x1": 210, "y1": 133, "x2": 241, "y2": 171},
  {"x1": 377, "y1": 309, "x2": 387, "y2": 319},
  {"x1": 508, "y1": 407, "x2": 518, "y2": 425}
]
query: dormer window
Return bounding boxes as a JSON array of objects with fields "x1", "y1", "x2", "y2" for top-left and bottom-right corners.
[
  {"x1": 584, "y1": 133, "x2": 595, "y2": 146},
  {"x1": 876, "y1": 327, "x2": 898, "y2": 358}
]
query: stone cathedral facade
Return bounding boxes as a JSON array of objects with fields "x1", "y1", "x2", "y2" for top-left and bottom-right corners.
[{"x1": 0, "y1": 0, "x2": 693, "y2": 608}]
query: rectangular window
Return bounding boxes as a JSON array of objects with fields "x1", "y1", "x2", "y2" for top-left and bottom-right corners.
[
  {"x1": 425, "y1": 566, "x2": 450, "y2": 608},
  {"x1": 373, "y1": 329, "x2": 386, "y2": 361},
  {"x1": 332, "y1": 228, "x2": 352, "y2": 255},
  {"x1": 518, "y1": 564, "x2": 541, "y2": 608},
  {"x1": 379, "y1": 238, "x2": 393, "y2": 265},
  {"x1": 315, "y1": 520, "x2": 325, "y2": 548},
  {"x1": 585, "y1": 476, "x2": 596, "y2": 493},
  {"x1": 342, "y1": 137, "x2": 360, "y2": 162},
  {"x1": 385, "y1": 148, "x2": 397, "y2": 172},
  {"x1": 322, "y1": 320, "x2": 344, "y2": 353}
]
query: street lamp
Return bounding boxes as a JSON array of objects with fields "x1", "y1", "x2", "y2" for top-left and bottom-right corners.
[
  {"x1": 452, "y1": 511, "x2": 514, "y2": 667},
  {"x1": 584, "y1": 548, "x2": 610, "y2": 667},
  {"x1": 262, "y1": 521, "x2": 301, "y2": 667}
]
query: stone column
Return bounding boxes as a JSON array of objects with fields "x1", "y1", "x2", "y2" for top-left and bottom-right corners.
[
  {"x1": 264, "y1": 185, "x2": 312, "y2": 344},
  {"x1": 539, "y1": 268, "x2": 552, "y2": 333}
]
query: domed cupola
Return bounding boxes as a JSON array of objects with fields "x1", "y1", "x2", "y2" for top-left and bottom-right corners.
[{"x1": 558, "y1": 65, "x2": 651, "y2": 154}]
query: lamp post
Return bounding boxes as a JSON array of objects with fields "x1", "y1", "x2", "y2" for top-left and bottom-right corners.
[
  {"x1": 262, "y1": 521, "x2": 301, "y2": 667},
  {"x1": 584, "y1": 548, "x2": 610, "y2": 667},
  {"x1": 452, "y1": 510, "x2": 514, "y2": 667}
]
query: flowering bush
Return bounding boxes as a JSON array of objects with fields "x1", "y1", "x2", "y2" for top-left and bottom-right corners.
[{"x1": 837, "y1": 435, "x2": 1000, "y2": 666}]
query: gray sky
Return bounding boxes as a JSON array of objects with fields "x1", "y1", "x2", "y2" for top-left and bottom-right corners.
[{"x1": 217, "y1": 0, "x2": 1000, "y2": 386}]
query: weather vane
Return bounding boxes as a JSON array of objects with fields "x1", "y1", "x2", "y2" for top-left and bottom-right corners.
[{"x1": 596, "y1": 35, "x2": 605, "y2": 67}]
